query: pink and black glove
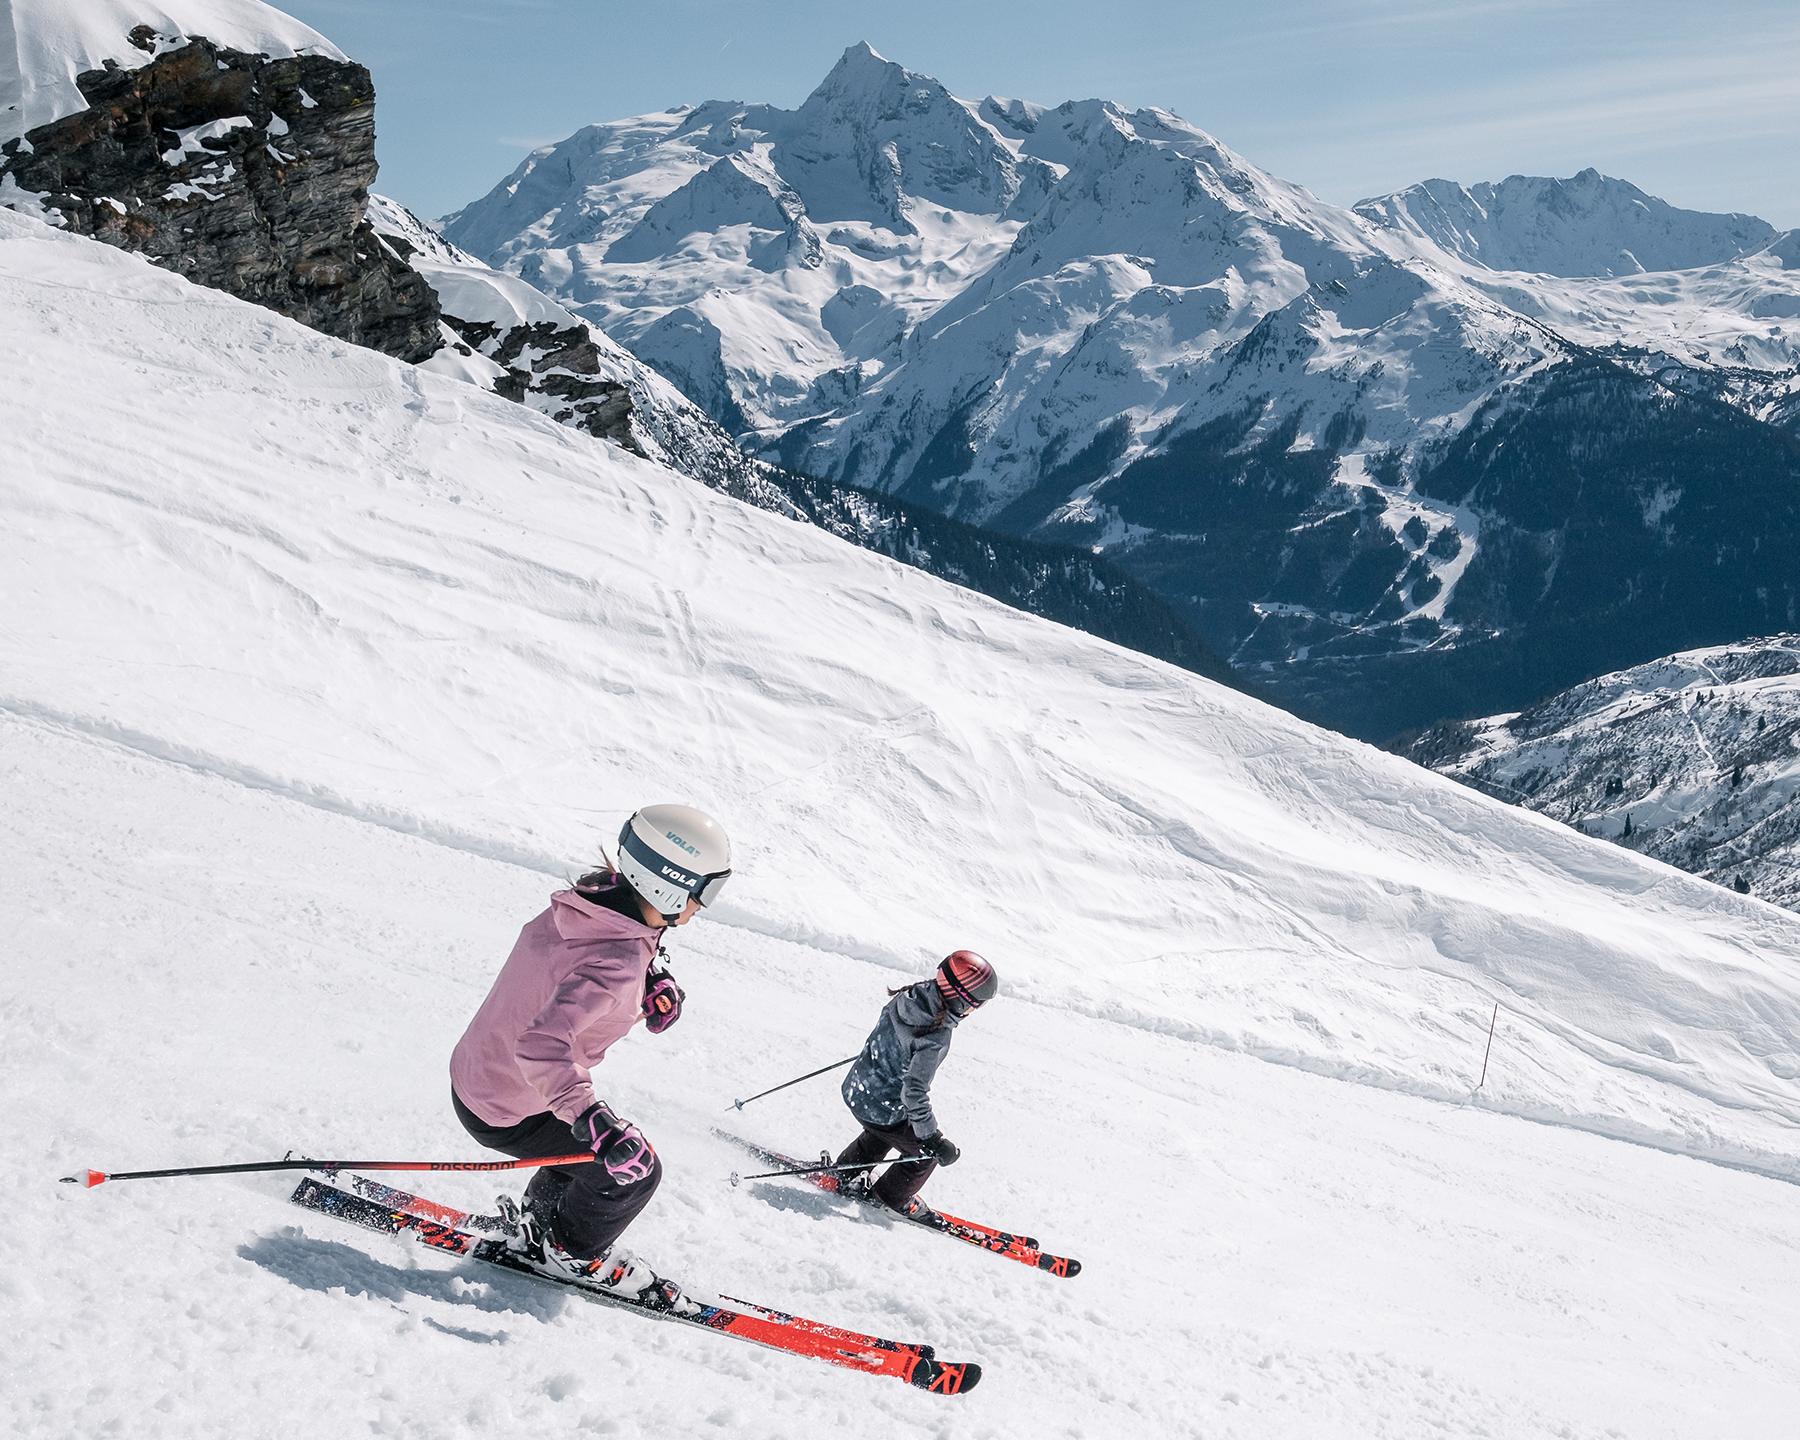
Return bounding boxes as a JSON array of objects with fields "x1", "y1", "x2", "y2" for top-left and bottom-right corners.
[
  {"x1": 642, "y1": 970, "x2": 684, "y2": 1035},
  {"x1": 571, "y1": 1101, "x2": 657, "y2": 1185}
]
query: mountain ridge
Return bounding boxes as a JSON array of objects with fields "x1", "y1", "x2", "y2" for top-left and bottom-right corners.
[
  {"x1": 443, "y1": 47, "x2": 1800, "y2": 738},
  {"x1": 1354, "y1": 169, "x2": 1779, "y2": 278}
]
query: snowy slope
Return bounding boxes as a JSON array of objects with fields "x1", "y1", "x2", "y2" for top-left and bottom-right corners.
[
  {"x1": 15, "y1": 719, "x2": 1800, "y2": 1439},
  {"x1": 8, "y1": 206, "x2": 1799, "y2": 1169},
  {"x1": 7, "y1": 211, "x2": 1800, "y2": 1435},
  {"x1": 1411, "y1": 636, "x2": 1800, "y2": 910},
  {"x1": 0, "y1": 0, "x2": 343, "y2": 146}
]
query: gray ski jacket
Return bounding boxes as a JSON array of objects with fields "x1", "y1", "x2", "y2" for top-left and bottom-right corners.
[{"x1": 842, "y1": 980, "x2": 959, "y2": 1138}]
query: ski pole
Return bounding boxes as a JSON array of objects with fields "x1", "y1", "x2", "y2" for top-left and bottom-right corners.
[
  {"x1": 728, "y1": 1155, "x2": 932, "y2": 1188},
  {"x1": 728, "y1": 1056, "x2": 857, "y2": 1111},
  {"x1": 60, "y1": 1152, "x2": 595, "y2": 1189}
]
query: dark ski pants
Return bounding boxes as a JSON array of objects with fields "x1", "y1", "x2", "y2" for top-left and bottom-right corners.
[
  {"x1": 453, "y1": 1088, "x2": 662, "y2": 1260},
  {"x1": 835, "y1": 1121, "x2": 937, "y2": 1208}
]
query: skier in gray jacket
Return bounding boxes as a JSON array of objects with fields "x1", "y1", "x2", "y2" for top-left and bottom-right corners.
[{"x1": 833, "y1": 951, "x2": 999, "y2": 1216}]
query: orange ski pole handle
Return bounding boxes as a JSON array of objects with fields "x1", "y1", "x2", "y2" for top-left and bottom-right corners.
[{"x1": 61, "y1": 1153, "x2": 595, "y2": 1189}]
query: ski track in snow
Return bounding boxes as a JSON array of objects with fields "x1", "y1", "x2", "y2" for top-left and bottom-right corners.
[{"x1": 4, "y1": 207, "x2": 1800, "y2": 1435}]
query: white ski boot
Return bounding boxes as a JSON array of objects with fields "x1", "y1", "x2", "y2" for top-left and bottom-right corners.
[{"x1": 495, "y1": 1193, "x2": 546, "y2": 1263}]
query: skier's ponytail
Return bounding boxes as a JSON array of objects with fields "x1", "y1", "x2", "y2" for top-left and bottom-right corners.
[{"x1": 572, "y1": 841, "x2": 622, "y2": 896}]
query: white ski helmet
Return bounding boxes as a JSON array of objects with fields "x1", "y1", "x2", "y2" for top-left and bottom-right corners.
[{"x1": 617, "y1": 804, "x2": 732, "y2": 920}]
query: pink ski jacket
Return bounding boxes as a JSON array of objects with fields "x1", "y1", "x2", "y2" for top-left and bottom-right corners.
[{"x1": 450, "y1": 888, "x2": 660, "y2": 1128}]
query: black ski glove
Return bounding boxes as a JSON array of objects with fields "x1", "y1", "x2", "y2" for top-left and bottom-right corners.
[{"x1": 920, "y1": 1132, "x2": 961, "y2": 1166}]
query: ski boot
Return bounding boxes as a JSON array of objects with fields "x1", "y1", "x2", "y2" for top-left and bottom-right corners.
[
  {"x1": 542, "y1": 1239, "x2": 681, "y2": 1309},
  {"x1": 888, "y1": 1195, "x2": 939, "y2": 1224},
  {"x1": 495, "y1": 1192, "x2": 546, "y2": 1263}
]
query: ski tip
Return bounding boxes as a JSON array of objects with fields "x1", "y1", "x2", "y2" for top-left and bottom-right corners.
[
  {"x1": 914, "y1": 1358, "x2": 982, "y2": 1396},
  {"x1": 59, "y1": 1169, "x2": 107, "y2": 1188},
  {"x1": 1038, "y1": 1253, "x2": 1081, "y2": 1278}
]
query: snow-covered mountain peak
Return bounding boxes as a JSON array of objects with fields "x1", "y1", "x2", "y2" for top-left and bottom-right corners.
[
  {"x1": 0, "y1": 0, "x2": 343, "y2": 146},
  {"x1": 1356, "y1": 169, "x2": 1779, "y2": 277},
  {"x1": 975, "y1": 93, "x2": 1047, "y2": 142},
  {"x1": 775, "y1": 38, "x2": 1046, "y2": 228},
  {"x1": 808, "y1": 39, "x2": 899, "y2": 91}
]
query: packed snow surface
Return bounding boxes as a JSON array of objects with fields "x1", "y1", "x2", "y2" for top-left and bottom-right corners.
[
  {"x1": 0, "y1": 0, "x2": 344, "y2": 146},
  {"x1": 6, "y1": 210, "x2": 1800, "y2": 1436}
]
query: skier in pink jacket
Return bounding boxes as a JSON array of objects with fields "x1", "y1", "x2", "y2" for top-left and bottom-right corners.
[{"x1": 451, "y1": 804, "x2": 731, "y2": 1292}]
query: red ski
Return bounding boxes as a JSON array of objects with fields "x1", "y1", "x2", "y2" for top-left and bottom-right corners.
[
  {"x1": 289, "y1": 1172, "x2": 980, "y2": 1394},
  {"x1": 719, "y1": 1132, "x2": 1081, "y2": 1278}
]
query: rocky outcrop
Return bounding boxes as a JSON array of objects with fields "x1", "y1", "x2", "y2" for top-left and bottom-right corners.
[
  {"x1": 0, "y1": 29, "x2": 438, "y2": 361},
  {"x1": 371, "y1": 210, "x2": 632, "y2": 445},
  {"x1": 473, "y1": 319, "x2": 633, "y2": 440}
]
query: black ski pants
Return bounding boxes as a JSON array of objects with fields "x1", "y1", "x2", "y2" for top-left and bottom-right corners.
[
  {"x1": 452, "y1": 1088, "x2": 662, "y2": 1260},
  {"x1": 835, "y1": 1121, "x2": 938, "y2": 1207}
]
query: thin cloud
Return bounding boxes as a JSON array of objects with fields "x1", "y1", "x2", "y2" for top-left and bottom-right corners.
[
  {"x1": 1229, "y1": 0, "x2": 1578, "y2": 48},
  {"x1": 1256, "y1": 31, "x2": 1800, "y2": 169}
]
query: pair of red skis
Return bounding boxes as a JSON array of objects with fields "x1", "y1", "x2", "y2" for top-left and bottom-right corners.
[
  {"x1": 288, "y1": 1133, "x2": 1079, "y2": 1395},
  {"x1": 720, "y1": 1131, "x2": 1082, "y2": 1278}
]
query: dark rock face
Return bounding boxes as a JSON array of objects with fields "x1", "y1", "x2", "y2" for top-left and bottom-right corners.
[
  {"x1": 476, "y1": 319, "x2": 633, "y2": 440},
  {"x1": 0, "y1": 34, "x2": 439, "y2": 362},
  {"x1": 379, "y1": 232, "x2": 633, "y2": 445}
]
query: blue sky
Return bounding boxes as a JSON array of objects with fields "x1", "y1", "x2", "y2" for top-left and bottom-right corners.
[{"x1": 284, "y1": 0, "x2": 1800, "y2": 228}]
